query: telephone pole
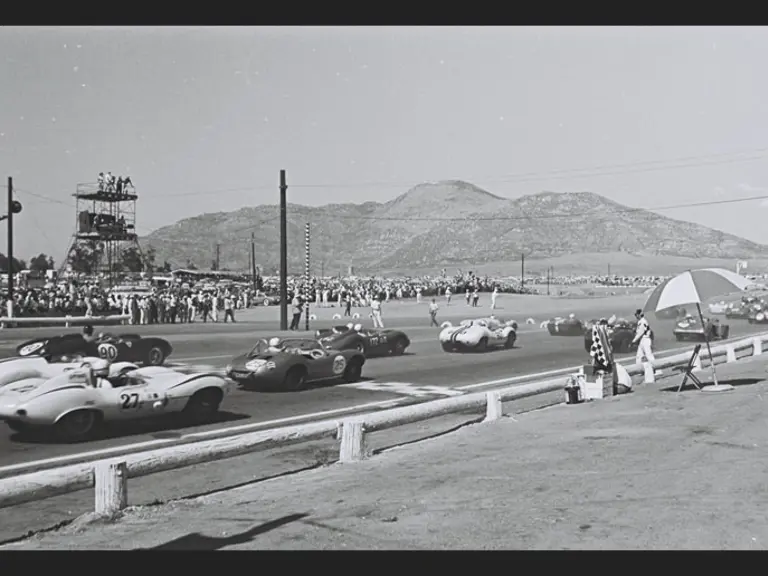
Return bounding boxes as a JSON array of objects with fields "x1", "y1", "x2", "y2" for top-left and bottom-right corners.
[
  {"x1": 279, "y1": 169, "x2": 288, "y2": 330},
  {"x1": 214, "y1": 243, "x2": 220, "y2": 271},
  {"x1": 304, "y1": 222, "x2": 311, "y2": 331},
  {"x1": 520, "y1": 253, "x2": 525, "y2": 292},
  {"x1": 7, "y1": 177, "x2": 14, "y2": 318},
  {"x1": 250, "y1": 232, "x2": 257, "y2": 291}
]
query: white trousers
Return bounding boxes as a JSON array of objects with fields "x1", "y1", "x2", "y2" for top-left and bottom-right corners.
[
  {"x1": 636, "y1": 337, "x2": 655, "y2": 363},
  {"x1": 372, "y1": 310, "x2": 384, "y2": 328}
]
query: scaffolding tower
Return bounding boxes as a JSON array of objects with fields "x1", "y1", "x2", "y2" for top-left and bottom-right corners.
[{"x1": 62, "y1": 180, "x2": 143, "y2": 286}]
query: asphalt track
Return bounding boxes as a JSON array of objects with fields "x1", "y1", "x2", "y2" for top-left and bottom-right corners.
[{"x1": 0, "y1": 297, "x2": 764, "y2": 470}]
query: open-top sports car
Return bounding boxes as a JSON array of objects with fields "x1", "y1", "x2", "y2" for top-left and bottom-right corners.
[
  {"x1": 583, "y1": 318, "x2": 640, "y2": 354},
  {"x1": 225, "y1": 337, "x2": 366, "y2": 391},
  {"x1": 708, "y1": 301, "x2": 729, "y2": 315},
  {"x1": 314, "y1": 323, "x2": 410, "y2": 357},
  {"x1": 747, "y1": 304, "x2": 768, "y2": 324},
  {"x1": 0, "y1": 356, "x2": 231, "y2": 441},
  {"x1": 725, "y1": 296, "x2": 762, "y2": 319},
  {"x1": 16, "y1": 332, "x2": 173, "y2": 366},
  {"x1": 673, "y1": 315, "x2": 730, "y2": 341},
  {"x1": 546, "y1": 315, "x2": 585, "y2": 336},
  {"x1": 439, "y1": 317, "x2": 517, "y2": 352}
]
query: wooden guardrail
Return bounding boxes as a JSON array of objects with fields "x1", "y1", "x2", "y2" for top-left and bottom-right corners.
[
  {"x1": 0, "y1": 314, "x2": 130, "y2": 328},
  {"x1": 0, "y1": 333, "x2": 764, "y2": 517}
]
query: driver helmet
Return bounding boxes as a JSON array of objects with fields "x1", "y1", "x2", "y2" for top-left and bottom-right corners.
[
  {"x1": 268, "y1": 337, "x2": 281, "y2": 348},
  {"x1": 569, "y1": 313, "x2": 575, "y2": 319},
  {"x1": 346, "y1": 323, "x2": 354, "y2": 329},
  {"x1": 83, "y1": 324, "x2": 94, "y2": 337},
  {"x1": 354, "y1": 323, "x2": 362, "y2": 331},
  {"x1": 85, "y1": 358, "x2": 110, "y2": 379}
]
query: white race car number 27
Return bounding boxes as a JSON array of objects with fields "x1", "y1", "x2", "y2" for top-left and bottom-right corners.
[{"x1": 98, "y1": 343, "x2": 119, "y2": 360}]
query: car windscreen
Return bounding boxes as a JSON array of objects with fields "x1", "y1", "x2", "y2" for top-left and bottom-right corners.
[{"x1": 249, "y1": 339, "x2": 270, "y2": 356}]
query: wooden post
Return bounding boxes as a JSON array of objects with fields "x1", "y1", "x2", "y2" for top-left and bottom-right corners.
[
  {"x1": 94, "y1": 461, "x2": 127, "y2": 515},
  {"x1": 726, "y1": 345, "x2": 737, "y2": 363},
  {"x1": 484, "y1": 391, "x2": 503, "y2": 421},
  {"x1": 753, "y1": 337, "x2": 763, "y2": 356},
  {"x1": 339, "y1": 420, "x2": 365, "y2": 462}
]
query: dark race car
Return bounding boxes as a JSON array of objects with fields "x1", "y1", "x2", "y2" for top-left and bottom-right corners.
[
  {"x1": 16, "y1": 332, "x2": 173, "y2": 366},
  {"x1": 748, "y1": 304, "x2": 768, "y2": 324},
  {"x1": 583, "y1": 318, "x2": 640, "y2": 354},
  {"x1": 314, "y1": 324, "x2": 410, "y2": 357},
  {"x1": 225, "y1": 337, "x2": 366, "y2": 391},
  {"x1": 725, "y1": 296, "x2": 761, "y2": 319},
  {"x1": 546, "y1": 316, "x2": 585, "y2": 336},
  {"x1": 673, "y1": 316, "x2": 730, "y2": 341}
]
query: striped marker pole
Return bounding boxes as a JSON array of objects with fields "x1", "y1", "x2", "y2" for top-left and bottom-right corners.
[{"x1": 305, "y1": 222, "x2": 311, "y2": 331}]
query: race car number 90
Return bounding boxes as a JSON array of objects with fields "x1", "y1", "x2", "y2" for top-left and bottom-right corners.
[{"x1": 98, "y1": 343, "x2": 119, "y2": 360}]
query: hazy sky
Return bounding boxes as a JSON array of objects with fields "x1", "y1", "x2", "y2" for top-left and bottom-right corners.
[{"x1": 2, "y1": 26, "x2": 768, "y2": 265}]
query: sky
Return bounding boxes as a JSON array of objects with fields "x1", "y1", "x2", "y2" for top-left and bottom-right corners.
[{"x1": 2, "y1": 25, "x2": 768, "y2": 266}]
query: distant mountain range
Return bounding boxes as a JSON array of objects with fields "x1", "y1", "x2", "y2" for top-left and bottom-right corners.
[{"x1": 143, "y1": 180, "x2": 768, "y2": 275}]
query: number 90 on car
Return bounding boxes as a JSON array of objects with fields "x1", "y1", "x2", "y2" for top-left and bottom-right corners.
[{"x1": 98, "y1": 343, "x2": 119, "y2": 360}]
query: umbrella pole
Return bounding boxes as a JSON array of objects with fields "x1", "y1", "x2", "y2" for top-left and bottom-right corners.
[{"x1": 696, "y1": 302, "x2": 734, "y2": 392}]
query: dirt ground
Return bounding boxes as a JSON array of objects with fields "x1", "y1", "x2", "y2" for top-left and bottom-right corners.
[{"x1": 7, "y1": 353, "x2": 768, "y2": 550}]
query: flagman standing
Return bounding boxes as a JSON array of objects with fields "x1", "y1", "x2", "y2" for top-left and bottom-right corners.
[{"x1": 632, "y1": 308, "x2": 655, "y2": 364}]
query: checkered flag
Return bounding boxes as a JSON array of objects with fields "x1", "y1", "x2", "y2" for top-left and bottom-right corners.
[{"x1": 589, "y1": 324, "x2": 613, "y2": 372}]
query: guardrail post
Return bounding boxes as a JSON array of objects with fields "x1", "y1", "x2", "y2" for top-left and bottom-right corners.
[
  {"x1": 726, "y1": 345, "x2": 737, "y2": 363},
  {"x1": 94, "y1": 461, "x2": 127, "y2": 516},
  {"x1": 643, "y1": 362, "x2": 655, "y2": 384},
  {"x1": 339, "y1": 420, "x2": 366, "y2": 462},
  {"x1": 484, "y1": 391, "x2": 503, "y2": 421},
  {"x1": 753, "y1": 337, "x2": 763, "y2": 356}
]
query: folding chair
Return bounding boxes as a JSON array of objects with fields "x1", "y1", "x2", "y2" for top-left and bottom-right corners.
[{"x1": 676, "y1": 343, "x2": 703, "y2": 392}]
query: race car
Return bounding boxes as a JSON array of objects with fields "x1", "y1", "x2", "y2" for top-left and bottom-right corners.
[
  {"x1": 747, "y1": 304, "x2": 768, "y2": 324},
  {"x1": 673, "y1": 315, "x2": 730, "y2": 341},
  {"x1": 725, "y1": 296, "x2": 762, "y2": 319},
  {"x1": 315, "y1": 323, "x2": 410, "y2": 357},
  {"x1": 254, "y1": 291, "x2": 281, "y2": 307},
  {"x1": 0, "y1": 356, "x2": 231, "y2": 441},
  {"x1": 708, "y1": 301, "x2": 729, "y2": 315},
  {"x1": 16, "y1": 332, "x2": 173, "y2": 366},
  {"x1": 583, "y1": 318, "x2": 640, "y2": 354},
  {"x1": 439, "y1": 317, "x2": 518, "y2": 352},
  {"x1": 546, "y1": 315, "x2": 585, "y2": 336},
  {"x1": 225, "y1": 337, "x2": 366, "y2": 391}
]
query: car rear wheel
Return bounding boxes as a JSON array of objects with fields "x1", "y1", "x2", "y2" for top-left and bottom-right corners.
[
  {"x1": 146, "y1": 346, "x2": 165, "y2": 366},
  {"x1": 504, "y1": 333, "x2": 517, "y2": 349},
  {"x1": 283, "y1": 367, "x2": 307, "y2": 391},
  {"x1": 183, "y1": 389, "x2": 222, "y2": 423},
  {"x1": 343, "y1": 358, "x2": 364, "y2": 383},
  {"x1": 392, "y1": 338, "x2": 408, "y2": 355},
  {"x1": 54, "y1": 410, "x2": 98, "y2": 442}
]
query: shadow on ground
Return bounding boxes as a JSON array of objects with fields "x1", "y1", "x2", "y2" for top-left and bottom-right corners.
[
  {"x1": 660, "y1": 377, "x2": 764, "y2": 393},
  {"x1": 147, "y1": 513, "x2": 309, "y2": 550}
]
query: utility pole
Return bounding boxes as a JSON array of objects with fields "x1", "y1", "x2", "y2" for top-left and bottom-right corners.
[
  {"x1": 520, "y1": 253, "x2": 525, "y2": 292},
  {"x1": 279, "y1": 169, "x2": 288, "y2": 330},
  {"x1": 214, "y1": 243, "x2": 220, "y2": 271},
  {"x1": 6, "y1": 177, "x2": 13, "y2": 318},
  {"x1": 250, "y1": 232, "x2": 257, "y2": 291},
  {"x1": 546, "y1": 265, "x2": 551, "y2": 296},
  {"x1": 304, "y1": 222, "x2": 311, "y2": 331},
  {"x1": 608, "y1": 263, "x2": 611, "y2": 276}
]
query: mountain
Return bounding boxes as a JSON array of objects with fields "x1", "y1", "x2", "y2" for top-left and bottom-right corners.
[{"x1": 142, "y1": 180, "x2": 768, "y2": 275}]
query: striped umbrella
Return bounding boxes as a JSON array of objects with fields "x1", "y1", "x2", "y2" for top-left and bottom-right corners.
[{"x1": 642, "y1": 268, "x2": 752, "y2": 392}]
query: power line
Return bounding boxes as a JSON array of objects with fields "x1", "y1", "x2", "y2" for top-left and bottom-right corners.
[
  {"x1": 314, "y1": 194, "x2": 768, "y2": 223},
  {"x1": 5, "y1": 145, "x2": 768, "y2": 197}
]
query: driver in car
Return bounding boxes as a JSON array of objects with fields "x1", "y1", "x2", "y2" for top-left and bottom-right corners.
[{"x1": 82, "y1": 324, "x2": 96, "y2": 343}]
